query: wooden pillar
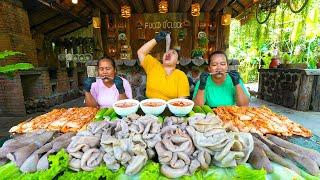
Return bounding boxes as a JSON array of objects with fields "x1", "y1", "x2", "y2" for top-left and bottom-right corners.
[
  {"x1": 101, "y1": 12, "x2": 108, "y2": 56},
  {"x1": 92, "y1": 8, "x2": 104, "y2": 59},
  {"x1": 192, "y1": 16, "x2": 199, "y2": 49}
]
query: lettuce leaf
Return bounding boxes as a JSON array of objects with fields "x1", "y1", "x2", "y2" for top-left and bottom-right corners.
[
  {"x1": 234, "y1": 164, "x2": 266, "y2": 180},
  {"x1": 138, "y1": 161, "x2": 160, "y2": 180},
  {"x1": 59, "y1": 165, "x2": 117, "y2": 180},
  {"x1": 0, "y1": 162, "x2": 22, "y2": 180}
]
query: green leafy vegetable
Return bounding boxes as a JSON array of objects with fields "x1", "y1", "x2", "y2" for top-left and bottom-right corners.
[
  {"x1": 138, "y1": 161, "x2": 160, "y2": 180},
  {"x1": 0, "y1": 162, "x2": 22, "y2": 180},
  {"x1": 234, "y1": 164, "x2": 266, "y2": 180}
]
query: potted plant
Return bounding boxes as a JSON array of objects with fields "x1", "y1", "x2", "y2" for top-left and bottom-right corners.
[
  {"x1": 198, "y1": 36, "x2": 209, "y2": 47},
  {"x1": 178, "y1": 30, "x2": 185, "y2": 41},
  {"x1": 191, "y1": 48, "x2": 206, "y2": 59}
]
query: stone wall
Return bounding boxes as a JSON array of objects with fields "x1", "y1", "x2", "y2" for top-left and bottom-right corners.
[
  {"x1": 0, "y1": 74, "x2": 26, "y2": 116},
  {"x1": 258, "y1": 69, "x2": 320, "y2": 111},
  {"x1": 0, "y1": 1, "x2": 37, "y2": 66}
]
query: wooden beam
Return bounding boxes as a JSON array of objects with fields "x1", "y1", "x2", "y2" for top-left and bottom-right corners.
[
  {"x1": 195, "y1": 0, "x2": 206, "y2": 9},
  {"x1": 202, "y1": 0, "x2": 218, "y2": 12},
  {"x1": 143, "y1": 0, "x2": 156, "y2": 13},
  {"x1": 130, "y1": 0, "x2": 144, "y2": 13},
  {"x1": 231, "y1": 7, "x2": 239, "y2": 17},
  {"x1": 178, "y1": 0, "x2": 192, "y2": 12},
  {"x1": 89, "y1": 0, "x2": 110, "y2": 14},
  {"x1": 236, "y1": 0, "x2": 245, "y2": 10},
  {"x1": 37, "y1": 0, "x2": 89, "y2": 26},
  {"x1": 101, "y1": 0, "x2": 120, "y2": 14},
  {"x1": 44, "y1": 20, "x2": 75, "y2": 35},
  {"x1": 31, "y1": 13, "x2": 60, "y2": 29},
  {"x1": 116, "y1": 0, "x2": 129, "y2": 6},
  {"x1": 211, "y1": 0, "x2": 228, "y2": 14},
  {"x1": 169, "y1": 0, "x2": 180, "y2": 12},
  {"x1": 53, "y1": 24, "x2": 84, "y2": 37}
]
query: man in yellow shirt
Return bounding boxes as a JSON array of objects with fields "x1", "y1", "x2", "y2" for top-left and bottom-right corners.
[{"x1": 137, "y1": 31, "x2": 190, "y2": 100}]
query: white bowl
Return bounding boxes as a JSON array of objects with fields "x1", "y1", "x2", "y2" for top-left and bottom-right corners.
[
  {"x1": 140, "y1": 99, "x2": 166, "y2": 116},
  {"x1": 167, "y1": 98, "x2": 194, "y2": 117},
  {"x1": 113, "y1": 99, "x2": 140, "y2": 117}
]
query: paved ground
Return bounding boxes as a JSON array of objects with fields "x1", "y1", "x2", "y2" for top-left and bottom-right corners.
[{"x1": 1, "y1": 90, "x2": 319, "y2": 138}]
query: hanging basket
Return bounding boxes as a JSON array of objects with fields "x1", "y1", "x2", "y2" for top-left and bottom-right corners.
[
  {"x1": 124, "y1": 59, "x2": 136, "y2": 66},
  {"x1": 179, "y1": 58, "x2": 191, "y2": 66},
  {"x1": 78, "y1": 54, "x2": 86, "y2": 63},
  {"x1": 84, "y1": 53, "x2": 93, "y2": 61},
  {"x1": 58, "y1": 53, "x2": 66, "y2": 61},
  {"x1": 72, "y1": 54, "x2": 79, "y2": 62},
  {"x1": 115, "y1": 59, "x2": 124, "y2": 66},
  {"x1": 192, "y1": 58, "x2": 205, "y2": 66}
]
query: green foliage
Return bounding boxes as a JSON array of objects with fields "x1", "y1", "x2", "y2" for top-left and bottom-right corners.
[
  {"x1": 0, "y1": 50, "x2": 24, "y2": 60},
  {"x1": 198, "y1": 36, "x2": 209, "y2": 47},
  {"x1": 229, "y1": 0, "x2": 320, "y2": 83},
  {"x1": 191, "y1": 48, "x2": 206, "y2": 58},
  {"x1": 0, "y1": 50, "x2": 34, "y2": 77}
]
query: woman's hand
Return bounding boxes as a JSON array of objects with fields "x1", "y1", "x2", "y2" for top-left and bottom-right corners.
[
  {"x1": 155, "y1": 31, "x2": 168, "y2": 43},
  {"x1": 113, "y1": 76, "x2": 125, "y2": 94},
  {"x1": 83, "y1": 77, "x2": 96, "y2": 92},
  {"x1": 199, "y1": 72, "x2": 209, "y2": 90}
]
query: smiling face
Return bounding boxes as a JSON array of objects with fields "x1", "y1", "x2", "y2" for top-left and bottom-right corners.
[
  {"x1": 162, "y1": 49, "x2": 179, "y2": 66},
  {"x1": 208, "y1": 54, "x2": 228, "y2": 79},
  {"x1": 98, "y1": 59, "x2": 116, "y2": 83}
]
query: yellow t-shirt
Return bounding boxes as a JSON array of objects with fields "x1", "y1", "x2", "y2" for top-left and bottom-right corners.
[{"x1": 141, "y1": 55, "x2": 190, "y2": 100}]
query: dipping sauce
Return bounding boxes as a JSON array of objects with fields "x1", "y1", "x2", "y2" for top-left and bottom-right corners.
[
  {"x1": 115, "y1": 102, "x2": 137, "y2": 108},
  {"x1": 142, "y1": 102, "x2": 165, "y2": 107},
  {"x1": 170, "y1": 101, "x2": 192, "y2": 107}
]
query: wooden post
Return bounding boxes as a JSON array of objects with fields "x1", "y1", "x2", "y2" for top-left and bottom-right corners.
[
  {"x1": 297, "y1": 74, "x2": 314, "y2": 111},
  {"x1": 192, "y1": 16, "x2": 199, "y2": 49},
  {"x1": 92, "y1": 8, "x2": 104, "y2": 59},
  {"x1": 101, "y1": 12, "x2": 108, "y2": 56},
  {"x1": 311, "y1": 76, "x2": 320, "y2": 111}
]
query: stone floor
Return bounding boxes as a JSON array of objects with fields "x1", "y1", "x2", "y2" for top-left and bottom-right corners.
[{"x1": 1, "y1": 93, "x2": 319, "y2": 138}]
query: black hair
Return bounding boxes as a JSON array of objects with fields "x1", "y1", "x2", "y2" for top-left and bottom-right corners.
[
  {"x1": 208, "y1": 51, "x2": 228, "y2": 65},
  {"x1": 98, "y1": 56, "x2": 116, "y2": 70}
]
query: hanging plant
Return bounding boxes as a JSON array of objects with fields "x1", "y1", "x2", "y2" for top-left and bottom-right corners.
[
  {"x1": 178, "y1": 30, "x2": 185, "y2": 41},
  {"x1": 198, "y1": 36, "x2": 209, "y2": 47},
  {"x1": 191, "y1": 48, "x2": 206, "y2": 59}
]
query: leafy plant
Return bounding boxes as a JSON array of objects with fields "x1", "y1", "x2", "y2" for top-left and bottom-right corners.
[
  {"x1": 191, "y1": 48, "x2": 206, "y2": 58},
  {"x1": 199, "y1": 36, "x2": 209, "y2": 47},
  {"x1": 178, "y1": 30, "x2": 185, "y2": 40},
  {"x1": 229, "y1": 0, "x2": 320, "y2": 82},
  {"x1": 0, "y1": 50, "x2": 34, "y2": 77}
]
